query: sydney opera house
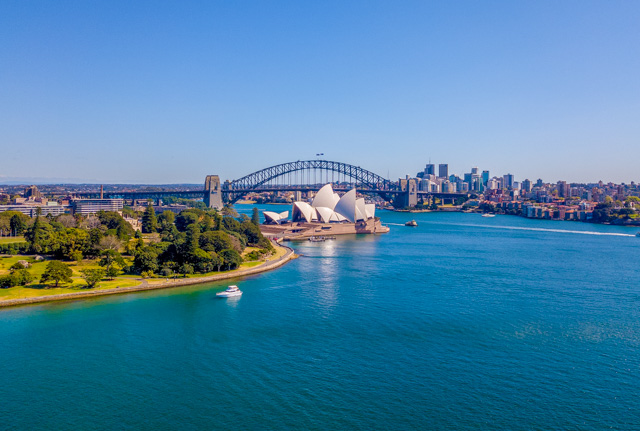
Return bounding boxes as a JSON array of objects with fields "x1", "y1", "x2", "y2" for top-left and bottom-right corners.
[{"x1": 260, "y1": 184, "x2": 389, "y2": 239}]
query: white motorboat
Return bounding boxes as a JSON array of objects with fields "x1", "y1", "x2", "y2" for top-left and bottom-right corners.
[
  {"x1": 216, "y1": 285, "x2": 243, "y2": 298},
  {"x1": 481, "y1": 214, "x2": 496, "y2": 217}
]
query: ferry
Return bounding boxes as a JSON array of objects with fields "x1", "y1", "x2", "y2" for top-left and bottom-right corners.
[
  {"x1": 309, "y1": 236, "x2": 336, "y2": 242},
  {"x1": 216, "y1": 285, "x2": 243, "y2": 298},
  {"x1": 405, "y1": 220, "x2": 418, "y2": 227}
]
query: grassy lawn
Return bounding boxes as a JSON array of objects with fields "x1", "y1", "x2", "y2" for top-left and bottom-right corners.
[
  {"x1": 0, "y1": 255, "x2": 142, "y2": 301},
  {"x1": 1, "y1": 243, "x2": 290, "y2": 301},
  {"x1": 0, "y1": 236, "x2": 26, "y2": 244}
]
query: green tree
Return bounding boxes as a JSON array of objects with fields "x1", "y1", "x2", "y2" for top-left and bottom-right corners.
[
  {"x1": 241, "y1": 220, "x2": 262, "y2": 244},
  {"x1": 99, "y1": 249, "x2": 126, "y2": 279},
  {"x1": 8, "y1": 265, "x2": 34, "y2": 286},
  {"x1": 24, "y1": 216, "x2": 54, "y2": 254},
  {"x1": 220, "y1": 248, "x2": 242, "y2": 270},
  {"x1": 142, "y1": 205, "x2": 158, "y2": 233},
  {"x1": 175, "y1": 211, "x2": 200, "y2": 231},
  {"x1": 251, "y1": 207, "x2": 260, "y2": 225},
  {"x1": 133, "y1": 246, "x2": 159, "y2": 273},
  {"x1": 158, "y1": 210, "x2": 175, "y2": 226},
  {"x1": 199, "y1": 231, "x2": 234, "y2": 253},
  {"x1": 40, "y1": 261, "x2": 73, "y2": 287},
  {"x1": 10, "y1": 214, "x2": 26, "y2": 235},
  {"x1": 191, "y1": 248, "x2": 214, "y2": 273},
  {"x1": 221, "y1": 204, "x2": 238, "y2": 217},
  {"x1": 179, "y1": 263, "x2": 194, "y2": 277},
  {"x1": 222, "y1": 216, "x2": 242, "y2": 233},
  {"x1": 80, "y1": 268, "x2": 105, "y2": 288}
]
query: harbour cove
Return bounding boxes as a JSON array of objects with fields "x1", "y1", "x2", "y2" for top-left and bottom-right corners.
[{"x1": 1, "y1": 208, "x2": 639, "y2": 430}]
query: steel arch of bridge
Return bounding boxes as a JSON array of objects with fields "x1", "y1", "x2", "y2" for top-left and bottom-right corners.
[{"x1": 225, "y1": 160, "x2": 392, "y2": 192}]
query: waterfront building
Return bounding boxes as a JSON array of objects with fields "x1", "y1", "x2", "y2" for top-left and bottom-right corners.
[
  {"x1": 438, "y1": 164, "x2": 448, "y2": 179},
  {"x1": 289, "y1": 184, "x2": 376, "y2": 224},
  {"x1": 72, "y1": 199, "x2": 124, "y2": 215}
]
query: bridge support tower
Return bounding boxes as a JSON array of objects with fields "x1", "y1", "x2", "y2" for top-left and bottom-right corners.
[
  {"x1": 204, "y1": 175, "x2": 223, "y2": 210},
  {"x1": 399, "y1": 178, "x2": 418, "y2": 207}
]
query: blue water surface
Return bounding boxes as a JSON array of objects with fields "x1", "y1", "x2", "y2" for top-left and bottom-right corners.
[{"x1": 1, "y1": 209, "x2": 639, "y2": 430}]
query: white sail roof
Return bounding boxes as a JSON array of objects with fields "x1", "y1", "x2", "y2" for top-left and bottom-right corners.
[
  {"x1": 312, "y1": 184, "x2": 337, "y2": 210},
  {"x1": 356, "y1": 198, "x2": 367, "y2": 221},
  {"x1": 263, "y1": 211, "x2": 289, "y2": 224},
  {"x1": 334, "y1": 188, "x2": 357, "y2": 222},
  {"x1": 291, "y1": 184, "x2": 376, "y2": 224},
  {"x1": 365, "y1": 204, "x2": 375, "y2": 219},
  {"x1": 293, "y1": 201, "x2": 316, "y2": 222},
  {"x1": 315, "y1": 207, "x2": 334, "y2": 223}
]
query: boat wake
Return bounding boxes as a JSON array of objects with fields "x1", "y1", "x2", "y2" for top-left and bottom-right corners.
[{"x1": 434, "y1": 222, "x2": 635, "y2": 237}]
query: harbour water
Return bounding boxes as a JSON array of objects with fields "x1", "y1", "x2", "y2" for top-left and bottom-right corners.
[{"x1": 1, "y1": 209, "x2": 639, "y2": 430}]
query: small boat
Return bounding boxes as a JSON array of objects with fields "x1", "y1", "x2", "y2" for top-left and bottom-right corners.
[
  {"x1": 481, "y1": 214, "x2": 496, "y2": 218},
  {"x1": 216, "y1": 285, "x2": 242, "y2": 298},
  {"x1": 405, "y1": 220, "x2": 418, "y2": 227}
]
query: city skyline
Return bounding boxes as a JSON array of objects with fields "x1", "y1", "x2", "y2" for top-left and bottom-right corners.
[{"x1": 2, "y1": 1, "x2": 639, "y2": 184}]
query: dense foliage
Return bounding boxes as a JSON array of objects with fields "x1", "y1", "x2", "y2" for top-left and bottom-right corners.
[{"x1": 1, "y1": 207, "x2": 274, "y2": 287}]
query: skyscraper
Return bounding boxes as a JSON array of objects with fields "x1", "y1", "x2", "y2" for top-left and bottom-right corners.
[
  {"x1": 503, "y1": 174, "x2": 514, "y2": 189},
  {"x1": 424, "y1": 164, "x2": 435, "y2": 176},
  {"x1": 482, "y1": 170, "x2": 489, "y2": 186},
  {"x1": 438, "y1": 164, "x2": 448, "y2": 178}
]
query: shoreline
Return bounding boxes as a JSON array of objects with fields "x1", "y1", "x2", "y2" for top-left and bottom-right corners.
[
  {"x1": 0, "y1": 243, "x2": 296, "y2": 309},
  {"x1": 385, "y1": 208, "x2": 640, "y2": 227}
]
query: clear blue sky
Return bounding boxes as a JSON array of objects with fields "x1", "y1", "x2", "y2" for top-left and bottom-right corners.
[{"x1": 1, "y1": 1, "x2": 639, "y2": 184}]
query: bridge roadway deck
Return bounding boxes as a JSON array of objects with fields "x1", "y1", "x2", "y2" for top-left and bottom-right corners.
[{"x1": 75, "y1": 188, "x2": 466, "y2": 200}]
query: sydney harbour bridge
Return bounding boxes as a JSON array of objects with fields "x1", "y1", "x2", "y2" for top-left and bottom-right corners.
[{"x1": 76, "y1": 160, "x2": 466, "y2": 207}]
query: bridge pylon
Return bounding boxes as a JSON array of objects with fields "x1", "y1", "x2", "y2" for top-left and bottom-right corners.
[{"x1": 204, "y1": 175, "x2": 223, "y2": 210}]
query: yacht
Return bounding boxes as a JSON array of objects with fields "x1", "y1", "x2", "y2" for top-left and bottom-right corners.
[
  {"x1": 481, "y1": 213, "x2": 496, "y2": 218},
  {"x1": 216, "y1": 285, "x2": 243, "y2": 298}
]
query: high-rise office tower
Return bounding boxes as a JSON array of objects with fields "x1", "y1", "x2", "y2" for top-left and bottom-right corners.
[
  {"x1": 438, "y1": 164, "x2": 448, "y2": 179},
  {"x1": 482, "y1": 170, "x2": 490, "y2": 186},
  {"x1": 503, "y1": 174, "x2": 514, "y2": 189},
  {"x1": 424, "y1": 164, "x2": 435, "y2": 176}
]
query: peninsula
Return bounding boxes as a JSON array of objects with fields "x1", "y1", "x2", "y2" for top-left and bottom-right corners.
[{"x1": 0, "y1": 204, "x2": 296, "y2": 307}]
